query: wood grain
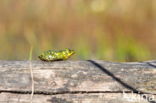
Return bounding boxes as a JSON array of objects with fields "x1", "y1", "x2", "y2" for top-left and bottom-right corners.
[{"x1": 0, "y1": 60, "x2": 156, "y2": 103}]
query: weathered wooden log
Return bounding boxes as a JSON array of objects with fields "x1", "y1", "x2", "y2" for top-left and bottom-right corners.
[{"x1": 0, "y1": 60, "x2": 156, "y2": 103}]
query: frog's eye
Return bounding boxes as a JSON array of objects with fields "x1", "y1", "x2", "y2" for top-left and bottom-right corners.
[
  {"x1": 68, "y1": 49, "x2": 75, "y2": 56},
  {"x1": 69, "y1": 49, "x2": 74, "y2": 53}
]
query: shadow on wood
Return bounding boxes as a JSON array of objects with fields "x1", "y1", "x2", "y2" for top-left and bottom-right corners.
[{"x1": 88, "y1": 60, "x2": 156, "y2": 103}]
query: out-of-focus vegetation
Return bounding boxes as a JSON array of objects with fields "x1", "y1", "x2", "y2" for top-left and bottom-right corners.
[{"x1": 0, "y1": 0, "x2": 156, "y2": 61}]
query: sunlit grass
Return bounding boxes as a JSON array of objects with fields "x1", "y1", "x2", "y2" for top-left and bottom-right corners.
[
  {"x1": 114, "y1": 35, "x2": 151, "y2": 62},
  {"x1": 28, "y1": 46, "x2": 33, "y2": 60}
]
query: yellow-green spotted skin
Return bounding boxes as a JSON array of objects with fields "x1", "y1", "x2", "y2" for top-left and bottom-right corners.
[{"x1": 38, "y1": 49, "x2": 75, "y2": 61}]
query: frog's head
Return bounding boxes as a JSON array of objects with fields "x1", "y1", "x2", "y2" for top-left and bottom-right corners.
[{"x1": 65, "y1": 48, "x2": 75, "y2": 57}]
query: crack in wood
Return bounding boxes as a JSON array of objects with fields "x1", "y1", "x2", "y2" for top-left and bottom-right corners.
[{"x1": 0, "y1": 90, "x2": 156, "y2": 95}]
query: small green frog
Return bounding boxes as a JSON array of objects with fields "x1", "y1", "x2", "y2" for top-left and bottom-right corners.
[{"x1": 38, "y1": 48, "x2": 75, "y2": 61}]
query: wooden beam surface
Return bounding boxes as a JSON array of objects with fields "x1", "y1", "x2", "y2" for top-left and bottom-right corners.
[{"x1": 0, "y1": 60, "x2": 156, "y2": 103}]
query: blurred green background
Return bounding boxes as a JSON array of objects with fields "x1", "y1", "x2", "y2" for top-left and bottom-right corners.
[{"x1": 0, "y1": 0, "x2": 155, "y2": 61}]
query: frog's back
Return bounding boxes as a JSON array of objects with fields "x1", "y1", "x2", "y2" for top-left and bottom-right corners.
[
  {"x1": 45, "y1": 50, "x2": 65, "y2": 60},
  {"x1": 39, "y1": 49, "x2": 75, "y2": 61}
]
